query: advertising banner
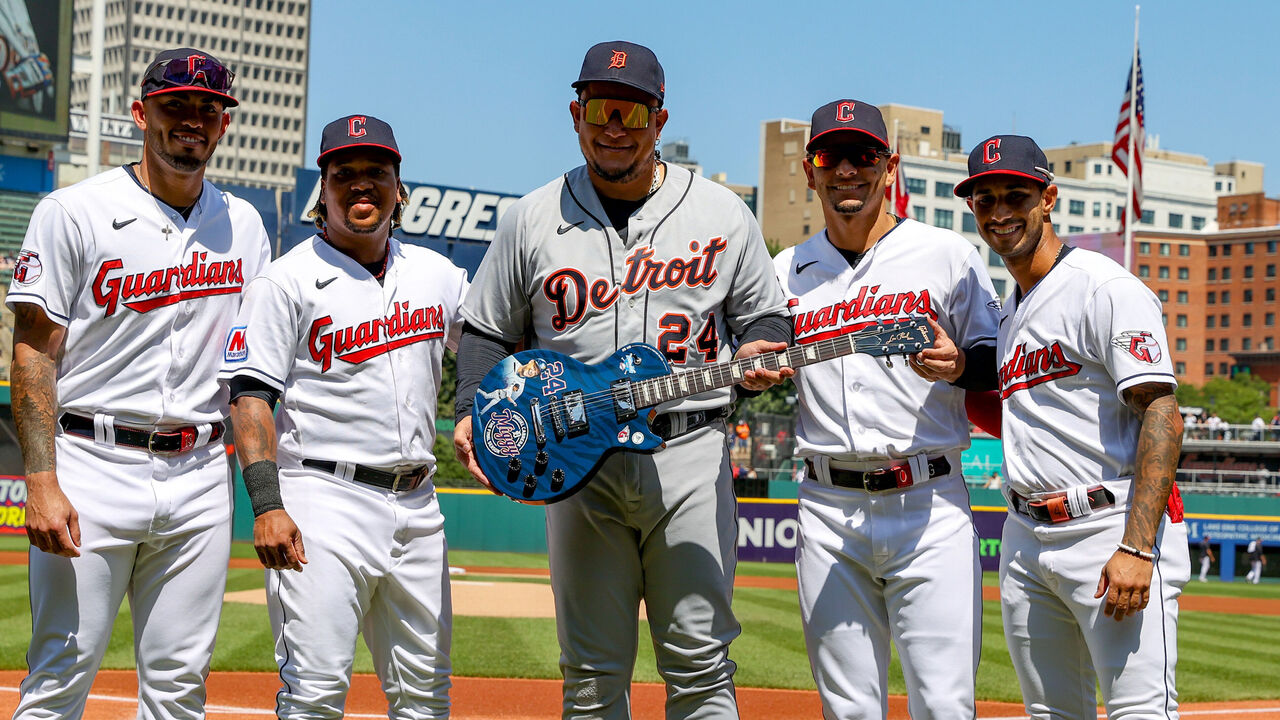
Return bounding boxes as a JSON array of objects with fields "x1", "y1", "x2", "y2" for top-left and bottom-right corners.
[
  {"x1": 0, "y1": 0, "x2": 71, "y2": 137},
  {"x1": 0, "y1": 475, "x2": 24, "y2": 535}
]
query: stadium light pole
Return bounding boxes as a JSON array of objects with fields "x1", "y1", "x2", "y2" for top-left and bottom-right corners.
[{"x1": 86, "y1": 0, "x2": 106, "y2": 176}]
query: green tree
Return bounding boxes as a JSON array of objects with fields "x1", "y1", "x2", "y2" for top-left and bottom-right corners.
[{"x1": 1175, "y1": 371, "x2": 1276, "y2": 424}]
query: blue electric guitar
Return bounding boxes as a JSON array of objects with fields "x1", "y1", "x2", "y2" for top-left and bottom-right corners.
[{"x1": 471, "y1": 319, "x2": 935, "y2": 504}]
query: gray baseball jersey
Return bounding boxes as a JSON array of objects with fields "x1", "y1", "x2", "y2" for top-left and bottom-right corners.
[
  {"x1": 461, "y1": 163, "x2": 787, "y2": 412},
  {"x1": 461, "y1": 161, "x2": 786, "y2": 719}
]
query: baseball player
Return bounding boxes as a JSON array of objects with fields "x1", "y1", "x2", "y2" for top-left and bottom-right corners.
[
  {"x1": 1246, "y1": 537, "x2": 1265, "y2": 584},
  {"x1": 452, "y1": 41, "x2": 792, "y2": 719},
  {"x1": 220, "y1": 116, "x2": 465, "y2": 718},
  {"x1": 954, "y1": 134, "x2": 1190, "y2": 719},
  {"x1": 7, "y1": 48, "x2": 269, "y2": 719},
  {"x1": 1198, "y1": 535, "x2": 1214, "y2": 582},
  {"x1": 773, "y1": 99, "x2": 1001, "y2": 720}
]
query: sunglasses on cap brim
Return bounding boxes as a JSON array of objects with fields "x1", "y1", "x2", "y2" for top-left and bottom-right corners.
[
  {"x1": 157, "y1": 55, "x2": 235, "y2": 93},
  {"x1": 808, "y1": 146, "x2": 890, "y2": 169},
  {"x1": 580, "y1": 98, "x2": 658, "y2": 129}
]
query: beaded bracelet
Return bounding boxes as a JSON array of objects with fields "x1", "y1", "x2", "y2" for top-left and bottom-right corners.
[{"x1": 1117, "y1": 543, "x2": 1155, "y2": 561}]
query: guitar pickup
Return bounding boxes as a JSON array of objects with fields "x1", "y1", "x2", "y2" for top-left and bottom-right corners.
[
  {"x1": 561, "y1": 390, "x2": 589, "y2": 437},
  {"x1": 529, "y1": 398, "x2": 547, "y2": 447},
  {"x1": 611, "y1": 379, "x2": 637, "y2": 422}
]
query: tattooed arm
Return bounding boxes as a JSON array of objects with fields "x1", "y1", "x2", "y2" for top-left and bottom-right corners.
[
  {"x1": 1095, "y1": 381, "x2": 1182, "y2": 621},
  {"x1": 12, "y1": 304, "x2": 75, "y2": 556}
]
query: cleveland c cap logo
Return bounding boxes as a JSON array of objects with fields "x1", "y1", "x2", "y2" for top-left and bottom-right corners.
[
  {"x1": 836, "y1": 101, "x2": 855, "y2": 122},
  {"x1": 983, "y1": 138, "x2": 1002, "y2": 164},
  {"x1": 609, "y1": 50, "x2": 627, "y2": 69},
  {"x1": 186, "y1": 54, "x2": 208, "y2": 85},
  {"x1": 348, "y1": 116, "x2": 367, "y2": 138}
]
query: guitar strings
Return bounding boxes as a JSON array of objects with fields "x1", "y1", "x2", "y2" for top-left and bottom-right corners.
[{"x1": 522, "y1": 327, "x2": 920, "y2": 424}]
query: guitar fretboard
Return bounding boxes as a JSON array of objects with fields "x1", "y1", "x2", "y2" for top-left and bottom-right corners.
[{"x1": 623, "y1": 320, "x2": 928, "y2": 409}]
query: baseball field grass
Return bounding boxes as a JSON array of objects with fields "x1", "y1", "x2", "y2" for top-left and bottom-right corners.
[{"x1": 1, "y1": 538, "x2": 1278, "y2": 704}]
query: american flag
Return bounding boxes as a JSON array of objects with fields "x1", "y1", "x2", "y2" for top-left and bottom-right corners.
[
  {"x1": 1111, "y1": 49, "x2": 1145, "y2": 229},
  {"x1": 886, "y1": 147, "x2": 910, "y2": 217}
]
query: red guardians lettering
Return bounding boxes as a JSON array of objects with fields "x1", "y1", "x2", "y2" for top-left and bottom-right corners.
[
  {"x1": 793, "y1": 285, "x2": 936, "y2": 342},
  {"x1": 309, "y1": 301, "x2": 445, "y2": 372},
  {"x1": 999, "y1": 341, "x2": 1083, "y2": 399},
  {"x1": 92, "y1": 252, "x2": 244, "y2": 316},
  {"x1": 543, "y1": 237, "x2": 728, "y2": 331}
]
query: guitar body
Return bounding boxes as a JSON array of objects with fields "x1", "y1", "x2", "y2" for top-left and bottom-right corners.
[{"x1": 472, "y1": 343, "x2": 671, "y2": 504}]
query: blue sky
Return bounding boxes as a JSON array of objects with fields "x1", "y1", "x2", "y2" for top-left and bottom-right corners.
[{"x1": 306, "y1": 0, "x2": 1279, "y2": 197}]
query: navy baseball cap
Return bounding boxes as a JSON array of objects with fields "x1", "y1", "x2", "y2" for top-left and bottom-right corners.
[
  {"x1": 955, "y1": 135, "x2": 1054, "y2": 197},
  {"x1": 140, "y1": 48, "x2": 238, "y2": 107},
  {"x1": 316, "y1": 115, "x2": 401, "y2": 166},
  {"x1": 572, "y1": 41, "x2": 664, "y2": 102},
  {"x1": 806, "y1": 99, "x2": 889, "y2": 152}
]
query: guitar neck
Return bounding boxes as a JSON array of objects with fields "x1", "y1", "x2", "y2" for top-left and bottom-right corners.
[{"x1": 628, "y1": 331, "x2": 871, "y2": 409}]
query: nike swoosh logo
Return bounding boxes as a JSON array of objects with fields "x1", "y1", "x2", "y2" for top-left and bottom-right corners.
[
  {"x1": 796, "y1": 260, "x2": 819, "y2": 274},
  {"x1": 557, "y1": 221, "x2": 584, "y2": 235},
  {"x1": 315, "y1": 277, "x2": 337, "y2": 289},
  {"x1": 112, "y1": 217, "x2": 137, "y2": 230}
]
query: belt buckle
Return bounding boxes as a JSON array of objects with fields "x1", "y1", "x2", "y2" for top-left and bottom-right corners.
[
  {"x1": 391, "y1": 466, "x2": 424, "y2": 492},
  {"x1": 1029, "y1": 494, "x2": 1072, "y2": 523},
  {"x1": 147, "y1": 427, "x2": 195, "y2": 455},
  {"x1": 863, "y1": 464, "x2": 912, "y2": 491}
]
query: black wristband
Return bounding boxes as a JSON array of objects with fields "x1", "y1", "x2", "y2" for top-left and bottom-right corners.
[{"x1": 242, "y1": 460, "x2": 284, "y2": 517}]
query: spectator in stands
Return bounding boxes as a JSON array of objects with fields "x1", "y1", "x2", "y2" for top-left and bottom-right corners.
[
  {"x1": 983, "y1": 470, "x2": 1002, "y2": 489},
  {"x1": 1271, "y1": 411, "x2": 1280, "y2": 441},
  {"x1": 1252, "y1": 414, "x2": 1266, "y2": 441},
  {"x1": 1184, "y1": 412, "x2": 1199, "y2": 440},
  {"x1": 1246, "y1": 537, "x2": 1266, "y2": 584},
  {"x1": 1207, "y1": 411, "x2": 1224, "y2": 440}
]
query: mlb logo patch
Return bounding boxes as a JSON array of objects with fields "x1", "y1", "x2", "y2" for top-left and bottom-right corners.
[
  {"x1": 13, "y1": 250, "x2": 42, "y2": 285},
  {"x1": 224, "y1": 326, "x2": 249, "y2": 362}
]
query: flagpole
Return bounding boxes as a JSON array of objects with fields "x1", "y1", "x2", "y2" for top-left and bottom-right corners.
[{"x1": 1123, "y1": 5, "x2": 1140, "y2": 271}]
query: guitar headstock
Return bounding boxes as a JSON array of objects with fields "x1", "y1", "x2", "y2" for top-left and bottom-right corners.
[{"x1": 852, "y1": 319, "x2": 936, "y2": 358}]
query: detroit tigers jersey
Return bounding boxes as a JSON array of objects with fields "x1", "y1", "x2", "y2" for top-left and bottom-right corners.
[
  {"x1": 774, "y1": 220, "x2": 1001, "y2": 460},
  {"x1": 6, "y1": 166, "x2": 270, "y2": 426},
  {"x1": 461, "y1": 163, "x2": 787, "y2": 414},
  {"x1": 998, "y1": 247, "x2": 1176, "y2": 498},
  {"x1": 220, "y1": 235, "x2": 467, "y2": 471}
]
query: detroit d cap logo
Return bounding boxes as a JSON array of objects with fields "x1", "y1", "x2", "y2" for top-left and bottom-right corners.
[{"x1": 608, "y1": 50, "x2": 627, "y2": 69}]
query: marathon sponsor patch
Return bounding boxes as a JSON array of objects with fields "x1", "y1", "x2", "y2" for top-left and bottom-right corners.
[
  {"x1": 13, "y1": 250, "x2": 42, "y2": 286},
  {"x1": 224, "y1": 326, "x2": 249, "y2": 362},
  {"x1": 483, "y1": 409, "x2": 529, "y2": 458},
  {"x1": 1111, "y1": 330, "x2": 1162, "y2": 364}
]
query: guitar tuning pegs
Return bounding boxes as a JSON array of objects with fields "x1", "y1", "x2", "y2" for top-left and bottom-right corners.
[{"x1": 884, "y1": 356, "x2": 893, "y2": 368}]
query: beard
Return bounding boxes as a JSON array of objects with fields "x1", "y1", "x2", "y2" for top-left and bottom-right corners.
[
  {"x1": 832, "y1": 198, "x2": 868, "y2": 215},
  {"x1": 588, "y1": 157, "x2": 648, "y2": 184},
  {"x1": 148, "y1": 125, "x2": 210, "y2": 172}
]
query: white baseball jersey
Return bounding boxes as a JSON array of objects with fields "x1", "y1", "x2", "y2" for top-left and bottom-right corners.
[
  {"x1": 220, "y1": 234, "x2": 467, "y2": 471},
  {"x1": 6, "y1": 166, "x2": 270, "y2": 426},
  {"x1": 774, "y1": 219, "x2": 1001, "y2": 460},
  {"x1": 461, "y1": 163, "x2": 787, "y2": 413},
  {"x1": 997, "y1": 246, "x2": 1176, "y2": 499}
]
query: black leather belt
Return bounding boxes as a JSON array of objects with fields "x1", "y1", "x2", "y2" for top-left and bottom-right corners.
[
  {"x1": 651, "y1": 407, "x2": 732, "y2": 441},
  {"x1": 59, "y1": 413, "x2": 224, "y2": 455},
  {"x1": 302, "y1": 459, "x2": 427, "y2": 492},
  {"x1": 805, "y1": 456, "x2": 952, "y2": 492},
  {"x1": 1010, "y1": 486, "x2": 1115, "y2": 523}
]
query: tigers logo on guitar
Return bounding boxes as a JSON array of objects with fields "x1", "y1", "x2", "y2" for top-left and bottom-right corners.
[{"x1": 483, "y1": 409, "x2": 529, "y2": 458}]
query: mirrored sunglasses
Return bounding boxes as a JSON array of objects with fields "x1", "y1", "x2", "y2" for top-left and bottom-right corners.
[
  {"x1": 581, "y1": 98, "x2": 656, "y2": 129},
  {"x1": 158, "y1": 55, "x2": 235, "y2": 92},
  {"x1": 809, "y1": 146, "x2": 888, "y2": 169}
]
